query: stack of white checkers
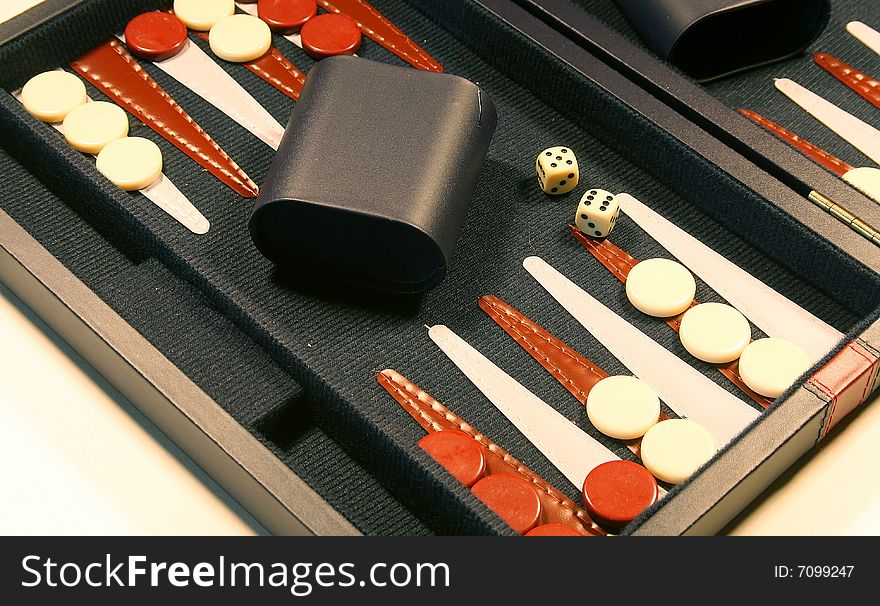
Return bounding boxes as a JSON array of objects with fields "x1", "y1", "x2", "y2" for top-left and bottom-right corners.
[
  {"x1": 624, "y1": 249, "x2": 812, "y2": 398},
  {"x1": 16, "y1": 70, "x2": 210, "y2": 234},
  {"x1": 618, "y1": 192, "x2": 841, "y2": 396}
]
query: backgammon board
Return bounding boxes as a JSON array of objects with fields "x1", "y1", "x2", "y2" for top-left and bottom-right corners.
[{"x1": 1, "y1": 0, "x2": 879, "y2": 536}]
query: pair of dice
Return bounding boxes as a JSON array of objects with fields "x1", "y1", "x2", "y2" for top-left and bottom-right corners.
[{"x1": 537, "y1": 146, "x2": 621, "y2": 238}]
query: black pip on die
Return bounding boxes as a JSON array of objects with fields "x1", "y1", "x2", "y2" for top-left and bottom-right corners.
[
  {"x1": 575, "y1": 189, "x2": 620, "y2": 238},
  {"x1": 536, "y1": 146, "x2": 578, "y2": 194}
]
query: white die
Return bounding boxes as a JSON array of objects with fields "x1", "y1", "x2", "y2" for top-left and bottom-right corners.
[
  {"x1": 536, "y1": 146, "x2": 578, "y2": 195},
  {"x1": 575, "y1": 188, "x2": 620, "y2": 238}
]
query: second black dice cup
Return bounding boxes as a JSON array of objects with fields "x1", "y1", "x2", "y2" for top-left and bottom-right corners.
[
  {"x1": 613, "y1": 0, "x2": 830, "y2": 82},
  {"x1": 248, "y1": 56, "x2": 497, "y2": 295}
]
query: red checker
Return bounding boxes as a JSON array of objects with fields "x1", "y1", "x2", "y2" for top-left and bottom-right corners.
[
  {"x1": 418, "y1": 430, "x2": 486, "y2": 488},
  {"x1": 582, "y1": 460, "x2": 658, "y2": 531},
  {"x1": 124, "y1": 12, "x2": 189, "y2": 62},
  {"x1": 258, "y1": 0, "x2": 317, "y2": 34},
  {"x1": 300, "y1": 13, "x2": 362, "y2": 60},
  {"x1": 471, "y1": 473, "x2": 542, "y2": 535},
  {"x1": 525, "y1": 523, "x2": 584, "y2": 537}
]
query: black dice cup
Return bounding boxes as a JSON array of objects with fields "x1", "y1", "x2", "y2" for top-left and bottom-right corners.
[
  {"x1": 248, "y1": 56, "x2": 497, "y2": 294},
  {"x1": 614, "y1": 0, "x2": 830, "y2": 81}
]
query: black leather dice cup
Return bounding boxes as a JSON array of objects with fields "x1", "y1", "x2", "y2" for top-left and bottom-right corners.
[
  {"x1": 248, "y1": 56, "x2": 497, "y2": 294},
  {"x1": 614, "y1": 0, "x2": 830, "y2": 82}
]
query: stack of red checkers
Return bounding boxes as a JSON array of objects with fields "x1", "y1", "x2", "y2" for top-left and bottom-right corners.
[{"x1": 420, "y1": 430, "x2": 547, "y2": 535}]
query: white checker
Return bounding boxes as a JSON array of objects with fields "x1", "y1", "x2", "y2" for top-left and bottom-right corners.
[
  {"x1": 586, "y1": 375, "x2": 661, "y2": 440},
  {"x1": 20, "y1": 70, "x2": 87, "y2": 123},
  {"x1": 209, "y1": 14, "x2": 272, "y2": 62},
  {"x1": 842, "y1": 166, "x2": 880, "y2": 204},
  {"x1": 640, "y1": 419, "x2": 716, "y2": 485},
  {"x1": 96, "y1": 137, "x2": 163, "y2": 191},
  {"x1": 173, "y1": 0, "x2": 235, "y2": 31},
  {"x1": 625, "y1": 258, "x2": 696, "y2": 317},
  {"x1": 679, "y1": 302, "x2": 751, "y2": 364},
  {"x1": 738, "y1": 338, "x2": 812, "y2": 399},
  {"x1": 62, "y1": 101, "x2": 129, "y2": 154}
]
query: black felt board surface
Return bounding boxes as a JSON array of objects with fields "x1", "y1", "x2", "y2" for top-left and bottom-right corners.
[{"x1": 1, "y1": 0, "x2": 878, "y2": 536}]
